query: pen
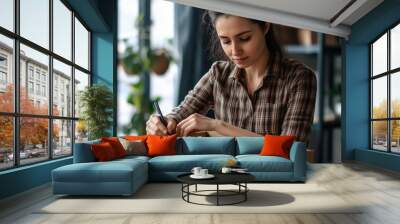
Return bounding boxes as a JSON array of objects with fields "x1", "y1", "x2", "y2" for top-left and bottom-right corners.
[{"x1": 153, "y1": 101, "x2": 168, "y2": 127}]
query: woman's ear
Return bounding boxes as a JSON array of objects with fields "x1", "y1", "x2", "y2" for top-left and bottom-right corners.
[{"x1": 264, "y1": 22, "x2": 270, "y2": 35}]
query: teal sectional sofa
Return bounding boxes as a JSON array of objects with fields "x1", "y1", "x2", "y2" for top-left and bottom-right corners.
[{"x1": 52, "y1": 137, "x2": 306, "y2": 196}]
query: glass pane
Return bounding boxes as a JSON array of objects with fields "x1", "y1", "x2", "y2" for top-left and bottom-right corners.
[
  {"x1": 372, "y1": 121, "x2": 388, "y2": 151},
  {"x1": 391, "y1": 120, "x2": 400, "y2": 153},
  {"x1": 391, "y1": 72, "x2": 400, "y2": 118},
  {"x1": 74, "y1": 18, "x2": 89, "y2": 70},
  {"x1": 20, "y1": 0, "x2": 49, "y2": 49},
  {"x1": 20, "y1": 117, "x2": 49, "y2": 165},
  {"x1": 372, "y1": 33, "x2": 387, "y2": 76},
  {"x1": 372, "y1": 77, "x2": 387, "y2": 119},
  {"x1": 0, "y1": 34, "x2": 14, "y2": 112},
  {"x1": 75, "y1": 120, "x2": 88, "y2": 143},
  {"x1": 150, "y1": 0, "x2": 176, "y2": 115},
  {"x1": 53, "y1": 0, "x2": 72, "y2": 60},
  {"x1": 53, "y1": 119, "x2": 72, "y2": 157},
  {"x1": 391, "y1": 24, "x2": 400, "y2": 70},
  {"x1": 0, "y1": 116, "x2": 13, "y2": 170},
  {"x1": 74, "y1": 69, "x2": 89, "y2": 118},
  {"x1": 20, "y1": 44, "x2": 49, "y2": 115},
  {"x1": 0, "y1": 0, "x2": 14, "y2": 31},
  {"x1": 53, "y1": 59, "x2": 72, "y2": 117}
]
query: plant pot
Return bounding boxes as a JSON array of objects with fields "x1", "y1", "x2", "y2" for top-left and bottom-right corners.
[{"x1": 151, "y1": 48, "x2": 170, "y2": 76}]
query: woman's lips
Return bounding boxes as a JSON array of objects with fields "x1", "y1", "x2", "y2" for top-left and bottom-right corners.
[{"x1": 233, "y1": 57, "x2": 248, "y2": 63}]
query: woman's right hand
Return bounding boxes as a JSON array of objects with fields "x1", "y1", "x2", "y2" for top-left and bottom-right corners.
[{"x1": 146, "y1": 115, "x2": 177, "y2": 135}]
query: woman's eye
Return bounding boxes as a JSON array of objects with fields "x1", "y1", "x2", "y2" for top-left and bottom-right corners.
[
  {"x1": 222, "y1": 40, "x2": 231, "y2": 45},
  {"x1": 239, "y1": 36, "x2": 250, "y2": 42}
]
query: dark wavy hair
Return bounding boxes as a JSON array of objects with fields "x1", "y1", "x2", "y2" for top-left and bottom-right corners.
[{"x1": 203, "y1": 11, "x2": 284, "y2": 74}]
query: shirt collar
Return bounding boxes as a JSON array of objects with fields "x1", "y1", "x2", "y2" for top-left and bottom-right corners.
[{"x1": 228, "y1": 63, "x2": 278, "y2": 81}]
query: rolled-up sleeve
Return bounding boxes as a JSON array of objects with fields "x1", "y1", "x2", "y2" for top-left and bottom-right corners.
[
  {"x1": 166, "y1": 63, "x2": 217, "y2": 123},
  {"x1": 281, "y1": 69, "x2": 317, "y2": 142}
]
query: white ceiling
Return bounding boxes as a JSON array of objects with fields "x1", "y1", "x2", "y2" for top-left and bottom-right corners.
[{"x1": 166, "y1": 0, "x2": 384, "y2": 38}]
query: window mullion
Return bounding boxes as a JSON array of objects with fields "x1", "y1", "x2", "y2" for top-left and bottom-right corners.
[
  {"x1": 370, "y1": 45, "x2": 373, "y2": 149},
  {"x1": 49, "y1": 0, "x2": 53, "y2": 160},
  {"x1": 71, "y1": 10, "x2": 76, "y2": 154},
  {"x1": 13, "y1": 0, "x2": 20, "y2": 167},
  {"x1": 388, "y1": 29, "x2": 391, "y2": 152}
]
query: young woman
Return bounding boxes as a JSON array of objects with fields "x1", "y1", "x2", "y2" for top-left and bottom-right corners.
[{"x1": 146, "y1": 11, "x2": 316, "y2": 142}]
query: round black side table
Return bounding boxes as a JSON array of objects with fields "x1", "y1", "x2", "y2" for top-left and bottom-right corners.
[{"x1": 177, "y1": 173, "x2": 255, "y2": 206}]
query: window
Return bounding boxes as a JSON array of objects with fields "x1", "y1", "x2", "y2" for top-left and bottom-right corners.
[
  {"x1": 35, "y1": 70, "x2": 41, "y2": 81},
  {"x1": 28, "y1": 67, "x2": 34, "y2": 80},
  {"x1": 371, "y1": 23, "x2": 400, "y2": 154},
  {"x1": 0, "y1": 55, "x2": 7, "y2": 67},
  {"x1": 74, "y1": 18, "x2": 89, "y2": 70},
  {"x1": 0, "y1": 71, "x2": 6, "y2": 85},
  {"x1": 0, "y1": 54, "x2": 7, "y2": 87},
  {"x1": 0, "y1": 0, "x2": 91, "y2": 170},
  {"x1": 42, "y1": 85, "x2": 46, "y2": 97},
  {"x1": 53, "y1": 0, "x2": 72, "y2": 60},
  {"x1": 0, "y1": 0, "x2": 14, "y2": 32},
  {"x1": 28, "y1": 81, "x2": 34, "y2": 94},
  {"x1": 0, "y1": 35, "x2": 13, "y2": 113},
  {"x1": 53, "y1": 59, "x2": 71, "y2": 116},
  {"x1": 35, "y1": 83, "x2": 40, "y2": 95},
  {"x1": 20, "y1": 0, "x2": 49, "y2": 49}
]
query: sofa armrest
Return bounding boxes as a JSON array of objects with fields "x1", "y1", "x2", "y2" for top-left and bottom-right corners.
[
  {"x1": 289, "y1": 142, "x2": 307, "y2": 181},
  {"x1": 73, "y1": 140, "x2": 100, "y2": 163}
]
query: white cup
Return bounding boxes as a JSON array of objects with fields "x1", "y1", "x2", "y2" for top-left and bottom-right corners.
[
  {"x1": 221, "y1": 167, "x2": 232, "y2": 174},
  {"x1": 191, "y1": 167, "x2": 202, "y2": 176},
  {"x1": 200, "y1": 169, "x2": 208, "y2": 176}
]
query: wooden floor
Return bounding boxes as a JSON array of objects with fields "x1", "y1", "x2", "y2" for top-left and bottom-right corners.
[{"x1": 1, "y1": 162, "x2": 400, "y2": 224}]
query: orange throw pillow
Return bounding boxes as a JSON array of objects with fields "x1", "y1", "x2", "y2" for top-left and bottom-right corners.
[
  {"x1": 260, "y1": 135, "x2": 296, "y2": 159},
  {"x1": 91, "y1": 142, "x2": 117, "y2": 161},
  {"x1": 146, "y1": 134, "x2": 177, "y2": 157},
  {"x1": 124, "y1": 135, "x2": 147, "y2": 141},
  {"x1": 101, "y1": 137, "x2": 127, "y2": 158}
]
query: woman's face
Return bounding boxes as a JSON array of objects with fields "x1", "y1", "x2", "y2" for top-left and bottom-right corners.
[{"x1": 215, "y1": 15, "x2": 268, "y2": 68}]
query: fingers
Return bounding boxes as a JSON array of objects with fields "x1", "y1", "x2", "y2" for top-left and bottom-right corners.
[
  {"x1": 177, "y1": 113, "x2": 199, "y2": 136},
  {"x1": 146, "y1": 115, "x2": 168, "y2": 135},
  {"x1": 167, "y1": 118, "x2": 177, "y2": 134}
]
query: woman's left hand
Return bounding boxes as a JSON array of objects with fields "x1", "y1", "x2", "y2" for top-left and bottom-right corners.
[{"x1": 176, "y1": 113, "x2": 219, "y2": 136}]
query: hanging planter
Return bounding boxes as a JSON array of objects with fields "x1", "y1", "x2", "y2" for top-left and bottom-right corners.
[
  {"x1": 120, "y1": 46, "x2": 149, "y2": 75},
  {"x1": 150, "y1": 48, "x2": 171, "y2": 76}
]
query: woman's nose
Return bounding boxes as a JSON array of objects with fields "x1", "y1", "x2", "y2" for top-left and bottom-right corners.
[{"x1": 231, "y1": 42, "x2": 242, "y2": 55}]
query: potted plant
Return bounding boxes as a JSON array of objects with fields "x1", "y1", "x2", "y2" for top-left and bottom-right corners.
[{"x1": 79, "y1": 84, "x2": 114, "y2": 140}]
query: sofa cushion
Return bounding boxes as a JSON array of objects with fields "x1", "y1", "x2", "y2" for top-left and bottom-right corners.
[
  {"x1": 101, "y1": 137, "x2": 127, "y2": 158},
  {"x1": 260, "y1": 135, "x2": 295, "y2": 159},
  {"x1": 91, "y1": 142, "x2": 118, "y2": 161},
  {"x1": 148, "y1": 154, "x2": 235, "y2": 172},
  {"x1": 119, "y1": 138, "x2": 147, "y2": 156},
  {"x1": 52, "y1": 158, "x2": 147, "y2": 183},
  {"x1": 147, "y1": 134, "x2": 177, "y2": 157},
  {"x1": 177, "y1": 137, "x2": 235, "y2": 155},
  {"x1": 236, "y1": 137, "x2": 264, "y2": 155},
  {"x1": 236, "y1": 155, "x2": 293, "y2": 172},
  {"x1": 124, "y1": 135, "x2": 147, "y2": 141}
]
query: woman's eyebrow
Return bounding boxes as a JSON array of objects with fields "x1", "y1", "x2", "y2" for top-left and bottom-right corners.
[{"x1": 219, "y1": 30, "x2": 252, "y2": 38}]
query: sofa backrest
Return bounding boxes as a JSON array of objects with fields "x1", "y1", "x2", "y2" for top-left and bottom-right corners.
[
  {"x1": 235, "y1": 137, "x2": 264, "y2": 155},
  {"x1": 177, "y1": 137, "x2": 236, "y2": 155},
  {"x1": 73, "y1": 139, "x2": 100, "y2": 163}
]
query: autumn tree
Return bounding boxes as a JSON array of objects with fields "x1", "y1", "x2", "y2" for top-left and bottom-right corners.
[
  {"x1": 372, "y1": 99, "x2": 400, "y2": 143},
  {"x1": 0, "y1": 84, "x2": 60, "y2": 151}
]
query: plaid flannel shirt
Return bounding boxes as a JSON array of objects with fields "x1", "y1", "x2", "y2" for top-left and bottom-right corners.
[{"x1": 167, "y1": 59, "x2": 317, "y2": 142}]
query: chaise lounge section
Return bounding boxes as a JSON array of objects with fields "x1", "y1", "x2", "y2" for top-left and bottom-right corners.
[{"x1": 52, "y1": 137, "x2": 306, "y2": 196}]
